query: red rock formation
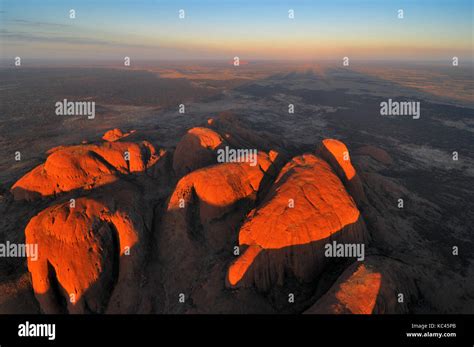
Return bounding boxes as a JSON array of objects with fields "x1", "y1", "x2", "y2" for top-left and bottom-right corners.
[
  {"x1": 11, "y1": 121, "x2": 416, "y2": 315},
  {"x1": 26, "y1": 186, "x2": 148, "y2": 314},
  {"x1": 172, "y1": 127, "x2": 224, "y2": 177},
  {"x1": 227, "y1": 154, "x2": 368, "y2": 291},
  {"x1": 166, "y1": 151, "x2": 278, "y2": 247},
  {"x1": 304, "y1": 256, "x2": 416, "y2": 314},
  {"x1": 11, "y1": 139, "x2": 161, "y2": 201},
  {"x1": 317, "y1": 139, "x2": 367, "y2": 206},
  {"x1": 355, "y1": 145, "x2": 393, "y2": 165},
  {"x1": 9, "y1": 130, "x2": 162, "y2": 313},
  {"x1": 102, "y1": 128, "x2": 135, "y2": 142},
  {"x1": 307, "y1": 263, "x2": 381, "y2": 314}
]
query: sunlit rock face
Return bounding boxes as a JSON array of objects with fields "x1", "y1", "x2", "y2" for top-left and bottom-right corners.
[
  {"x1": 227, "y1": 153, "x2": 369, "y2": 291},
  {"x1": 172, "y1": 127, "x2": 224, "y2": 177},
  {"x1": 26, "y1": 186, "x2": 149, "y2": 314},
  {"x1": 102, "y1": 128, "x2": 135, "y2": 142},
  {"x1": 317, "y1": 139, "x2": 367, "y2": 206},
  {"x1": 11, "y1": 135, "x2": 160, "y2": 201},
  {"x1": 304, "y1": 256, "x2": 417, "y2": 314},
  {"x1": 169, "y1": 151, "x2": 277, "y2": 227}
]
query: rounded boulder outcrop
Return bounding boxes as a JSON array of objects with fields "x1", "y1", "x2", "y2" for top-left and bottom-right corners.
[
  {"x1": 172, "y1": 127, "x2": 224, "y2": 177},
  {"x1": 26, "y1": 187, "x2": 149, "y2": 314},
  {"x1": 102, "y1": 128, "x2": 135, "y2": 142},
  {"x1": 227, "y1": 153, "x2": 369, "y2": 291},
  {"x1": 11, "y1": 139, "x2": 160, "y2": 201}
]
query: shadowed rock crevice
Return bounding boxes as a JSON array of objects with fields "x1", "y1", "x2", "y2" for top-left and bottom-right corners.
[
  {"x1": 45, "y1": 261, "x2": 68, "y2": 314},
  {"x1": 105, "y1": 222, "x2": 121, "y2": 309}
]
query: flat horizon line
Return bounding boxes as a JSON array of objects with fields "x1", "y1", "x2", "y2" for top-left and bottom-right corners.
[{"x1": 1, "y1": 57, "x2": 472, "y2": 67}]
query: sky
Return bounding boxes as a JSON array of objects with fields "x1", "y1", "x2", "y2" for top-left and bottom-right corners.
[{"x1": 1, "y1": 0, "x2": 472, "y2": 62}]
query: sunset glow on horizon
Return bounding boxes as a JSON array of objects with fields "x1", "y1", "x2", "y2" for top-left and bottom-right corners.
[{"x1": 1, "y1": 0, "x2": 472, "y2": 62}]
